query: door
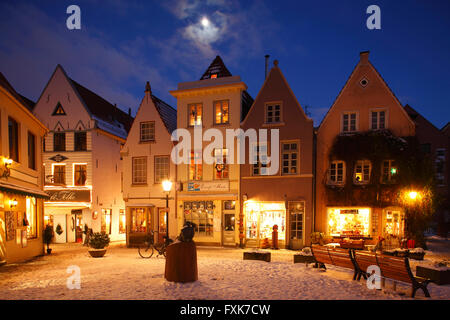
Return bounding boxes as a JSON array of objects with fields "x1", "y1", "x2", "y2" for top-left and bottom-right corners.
[
  {"x1": 72, "y1": 210, "x2": 83, "y2": 243},
  {"x1": 157, "y1": 208, "x2": 167, "y2": 243},
  {"x1": 288, "y1": 201, "x2": 305, "y2": 249},
  {"x1": 222, "y1": 213, "x2": 235, "y2": 246}
]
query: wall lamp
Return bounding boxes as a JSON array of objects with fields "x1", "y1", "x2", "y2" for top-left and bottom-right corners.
[{"x1": 1, "y1": 158, "x2": 13, "y2": 178}]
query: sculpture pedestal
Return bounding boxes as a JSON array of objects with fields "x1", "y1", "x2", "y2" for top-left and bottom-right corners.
[{"x1": 164, "y1": 241, "x2": 198, "y2": 283}]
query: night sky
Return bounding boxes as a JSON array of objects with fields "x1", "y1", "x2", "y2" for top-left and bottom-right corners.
[{"x1": 0, "y1": 0, "x2": 449, "y2": 128}]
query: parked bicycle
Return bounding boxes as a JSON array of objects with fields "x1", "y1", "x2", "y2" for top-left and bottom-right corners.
[{"x1": 138, "y1": 231, "x2": 173, "y2": 258}]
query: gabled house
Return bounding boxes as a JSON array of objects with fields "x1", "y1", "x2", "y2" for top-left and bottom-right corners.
[
  {"x1": 170, "y1": 56, "x2": 253, "y2": 246},
  {"x1": 33, "y1": 65, "x2": 133, "y2": 243},
  {"x1": 121, "y1": 82, "x2": 177, "y2": 246},
  {"x1": 315, "y1": 51, "x2": 417, "y2": 246},
  {"x1": 240, "y1": 60, "x2": 314, "y2": 249},
  {"x1": 0, "y1": 72, "x2": 48, "y2": 264},
  {"x1": 405, "y1": 105, "x2": 449, "y2": 236}
]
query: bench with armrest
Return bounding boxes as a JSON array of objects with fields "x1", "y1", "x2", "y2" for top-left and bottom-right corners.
[
  {"x1": 353, "y1": 250, "x2": 431, "y2": 298},
  {"x1": 311, "y1": 244, "x2": 358, "y2": 279}
]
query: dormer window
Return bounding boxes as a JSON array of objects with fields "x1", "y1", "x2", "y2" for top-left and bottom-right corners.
[
  {"x1": 211, "y1": 74, "x2": 217, "y2": 79},
  {"x1": 342, "y1": 112, "x2": 357, "y2": 133}
]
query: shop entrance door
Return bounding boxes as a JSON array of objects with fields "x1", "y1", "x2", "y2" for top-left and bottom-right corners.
[
  {"x1": 72, "y1": 210, "x2": 83, "y2": 243},
  {"x1": 222, "y1": 213, "x2": 235, "y2": 246}
]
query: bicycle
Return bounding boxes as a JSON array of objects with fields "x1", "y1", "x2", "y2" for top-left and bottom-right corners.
[{"x1": 138, "y1": 231, "x2": 173, "y2": 258}]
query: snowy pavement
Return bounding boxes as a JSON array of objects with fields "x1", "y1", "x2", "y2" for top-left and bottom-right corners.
[{"x1": 0, "y1": 242, "x2": 449, "y2": 300}]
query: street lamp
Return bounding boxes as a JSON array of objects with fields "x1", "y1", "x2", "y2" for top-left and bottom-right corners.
[{"x1": 162, "y1": 180, "x2": 173, "y2": 243}]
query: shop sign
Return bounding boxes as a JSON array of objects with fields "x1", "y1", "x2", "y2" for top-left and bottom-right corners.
[
  {"x1": 187, "y1": 181, "x2": 229, "y2": 192},
  {"x1": 47, "y1": 189, "x2": 91, "y2": 202},
  {"x1": 49, "y1": 154, "x2": 68, "y2": 162}
]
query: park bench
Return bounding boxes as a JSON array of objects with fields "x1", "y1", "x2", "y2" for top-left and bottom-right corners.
[
  {"x1": 311, "y1": 244, "x2": 358, "y2": 279},
  {"x1": 353, "y1": 250, "x2": 431, "y2": 298}
]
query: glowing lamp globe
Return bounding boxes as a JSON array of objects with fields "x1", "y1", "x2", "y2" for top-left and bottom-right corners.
[
  {"x1": 162, "y1": 180, "x2": 173, "y2": 192},
  {"x1": 408, "y1": 191, "x2": 418, "y2": 200}
]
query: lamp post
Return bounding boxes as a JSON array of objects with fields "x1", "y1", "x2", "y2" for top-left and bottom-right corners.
[{"x1": 162, "y1": 180, "x2": 173, "y2": 243}]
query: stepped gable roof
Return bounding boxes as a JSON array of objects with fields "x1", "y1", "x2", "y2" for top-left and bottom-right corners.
[
  {"x1": 200, "y1": 55, "x2": 232, "y2": 80},
  {"x1": 70, "y1": 78, "x2": 134, "y2": 133}
]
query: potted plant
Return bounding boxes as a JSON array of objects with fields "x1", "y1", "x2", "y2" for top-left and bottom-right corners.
[
  {"x1": 43, "y1": 225, "x2": 54, "y2": 254},
  {"x1": 88, "y1": 232, "x2": 110, "y2": 258}
]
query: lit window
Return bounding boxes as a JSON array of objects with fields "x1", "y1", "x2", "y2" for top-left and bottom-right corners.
[
  {"x1": 371, "y1": 110, "x2": 386, "y2": 130},
  {"x1": 132, "y1": 157, "x2": 147, "y2": 184},
  {"x1": 189, "y1": 103, "x2": 203, "y2": 126},
  {"x1": 184, "y1": 201, "x2": 214, "y2": 237},
  {"x1": 154, "y1": 156, "x2": 169, "y2": 183},
  {"x1": 282, "y1": 142, "x2": 298, "y2": 175},
  {"x1": 101, "y1": 209, "x2": 112, "y2": 234},
  {"x1": 189, "y1": 151, "x2": 202, "y2": 180},
  {"x1": 53, "y1": 164, "x2": 66, "y2": 185},
  {"x1": 328, "y1": 161, "x2": 345, "y2": 185},
  {"x1": 26, "y1": 197, "x2": 37, "y2": 239},
  {"x1": 342, "y1": 112, "x2": 357, "y2": 133},
  {"x1": 131, "y1": 208, "x2": 147, "y2": 233},
  {"x1": 74, "y1": 164, "x2": 87, "y2": 186},
  {"x1": 381, "y1": 160, "x2": 397, "y2": 183},
  {"x1": 354, "y1": 160, "x2": 371, "y2": 184},
  {"x1": 214, "y1": 100, "x2": 229, "y2": 124},
  {"x1": 265, "y1": 103, "x2": 282, "y2": 124},
  {"x1": 119, "y1": 209, "x2": 126, "y2": 234},
  {"x1": 140, "y1": 121, "x2": 155, "y2": 142},
  {"x1": 214, "y1": 149, "x2": 229, "y2": 179}
]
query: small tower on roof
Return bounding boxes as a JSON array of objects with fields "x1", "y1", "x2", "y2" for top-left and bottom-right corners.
[{"x1": 200, "y1": 55, "x2": 232, "y2": 80}]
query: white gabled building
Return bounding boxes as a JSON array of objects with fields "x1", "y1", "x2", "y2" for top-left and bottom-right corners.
[
  {"x1": 33, "y1": 65, "x2": 134, "y2": 243},
  {"x1": 121, "y1": 82, "x2": 177, "y2": 247}
]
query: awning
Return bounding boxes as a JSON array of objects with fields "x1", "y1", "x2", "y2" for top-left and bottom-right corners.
[{"x1": 0, "y1": 181, "x2": 49, "y2": 199}]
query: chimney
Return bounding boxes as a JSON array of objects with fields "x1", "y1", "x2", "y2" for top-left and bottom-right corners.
[
  {"x1": 265, "y1": 54, "x2": 270, "y2": 79},
  {"x1": 359, "y1": 51, "x2": 370, "y2": 65}
]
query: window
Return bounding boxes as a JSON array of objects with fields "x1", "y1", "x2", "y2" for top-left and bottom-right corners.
[
  {"x1": 53, "y1": 165, "x2": 66, "y2": 185},
  {"x1": 342, "y1": 112, "x2": 357, "y2": 133},
  {"x1": 131, "y1": 208, "x2": 147, "y2": 233},
  {"x1": 189, "y1": 151, "x2": 202, "y2": 180},
  {"x1": 214, "y1": 149, "x2": 229, "y2": 179},
  {"x1": 154, "y1": 156, "x2": 169, "y2": 183},
  {"x1": 188, "y1": 103, "x2": 202, "y2": 126},
  {"x1": 74, "y1": 131, "x2": 87, "y2": 151},
  {"x1": 371, "y1": 110, "x2": 386, "y2": 130},
  {"x1": 265, "y1": 103, "x2": 281, "y2": 124},
  {"x1": 328, "y1": 161, "x2": 345, "y2": 185},
  {"x1": 289, "y1": 201, "x2": 304, "y2": 241},
  {"x1": 435, "y1": 148, "x2": 446, "y2": 186},
  {"x1": 53, "y1": 132, "x2": 66, "y2": 151},
  {"x1": 26, "y1": 197, "x2": 37, "y2": 239},
  {"x1": 28, "y1": 131, "x2": 36, "y2": 170},
  {"x1": 119, "y1": 209, "x2": 126, "y2": 234},
  {"x1": 101, "y1": 209, "x2": 112, "y2": 234},
  {"x1": 354, "y1": 160, "x2": 371, "y2": 184},
  {"x1": 52, "y1": 102, "x2": 66, "y2": 116},
  {"x1": 8, "y1": 117, "x2": 19, "y2": 162},
  {"x1": 214, "y1": 100, "x2": 229, "y2": 124},
  {"x1": 74, "y1": 164, "x2": 87, "y2": 186},
  {"x1": 282, "y1": 142, "x2": 298, "y2": 175},
  {"x1": 140, "y1": 121, "x2": 155, "y2": 142},
  {"x1": 132, "y1": 157, "x2": 147, "y2": 184},
  {"x1": 381, "y1": 160, "x2": 397, "y2": 183},
  {"x1": 252, "y1": 144, "x2": 268, "y2": 176},
  {"x1": 184, "y1": 201, "x2": 214, "y2": 237}
]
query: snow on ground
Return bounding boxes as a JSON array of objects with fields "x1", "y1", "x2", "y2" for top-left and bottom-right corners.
[{"x1": 0, "y1": 240, "x2": 449, "y2": 300}]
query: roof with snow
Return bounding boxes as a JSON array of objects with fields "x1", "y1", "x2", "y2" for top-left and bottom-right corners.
[
  {"x1": 151, "y1": 94, "x2": 177, "y2": 134},
  {"x1": 69, "y1": 78, "x2": 134, "y2": 135},
  {"x1": 200, "y1": 55, "x2": 232, "y2": 80}
]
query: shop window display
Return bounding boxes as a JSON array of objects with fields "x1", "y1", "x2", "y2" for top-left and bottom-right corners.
[
  {"x1": 183, "y1": 201, "x2": 214, "y2": 237},
  {"x1": 244, "y1": 202, "x2": 286, "y2": 240},
  {"x1": 328, "y1": 208, "x2": 370, "y2": 238},
  {"x1": 131, "y1": 208, "x2": 147, "y2": 233}
]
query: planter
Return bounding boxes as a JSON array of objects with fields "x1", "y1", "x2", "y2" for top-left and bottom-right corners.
[
  {"x1": 243, "y1": 251, "x2": 271, "y2": 262},
  {"x1": 88, "y1": 249, "x2": 107, "y2": 258},
  {"x1": 416, "y1": 266, "x2": 450, "y2": 285},
  {"x1": 293, "y1": 254, "x2": 315, "y2": 264},
  {"x1": 395, "y1": 250, "x2": 409, "y2": 258},
  {"x1": 408, "y1": 252, "x2": 425, "y2": 260},
  {"x1": 46, "y1": 248, "x2": 52, "y2": 254}
]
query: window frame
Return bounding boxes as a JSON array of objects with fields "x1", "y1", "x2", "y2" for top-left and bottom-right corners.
[
  {"x1": 214, "y1": 148, "x2": 229, "y2": 179},
  {"x1": 328, "y1": 160, "x2": 345, "y2": 185},
  {"x1": 213, "y1": 100, "x2": 230, "y2": 125},
  {"x1": 154, "y1": 155, "x2": 170, "y2": 184},
  {"x1": 251, "y1": 142, "x2": 269, "y2": 176},
  {"x1": 189, "y1": 150, "x2": 203, "y2": 181},
  {"x1": 381, "y1": 160, "x2": 397, "y2": 184},
  {"x1": 354, "y1": 160, "x2": 372, "y2": 185},
  {"x1": 27, "y1": 131, "x2": 36, "y2": 170},
  {"x1": 132, "y1": 157, "x2": 147, "y2": 185},
  {"x1": 73, "y1": 163, "x2": 88, "y2": 186},
  {"x1": 370, "y1": 109, "x2": 388, "y2": 130},
  {"x1": 8, "y1": 117, "x2": 19, "y2": 162},
  {"x1": 341, "y1": 111, "x2": 358, "y2": 133},
  {"x1": 140, "y1": 121, "x2": 155, "y2": 143},
  {"x1": 188, "y1": 103, "x2": 203, "y2": 127},
  {"x1": 74, "y1": 131, "x2": 87, "y2": 151},
  {"x1": 281, "y1": 141, "x2": 299, "y2": 176},
  {"x1": 264, "y1": 102, "x2": 283, "y2": 124},
  {"x1": 52, "y1": 164, "x2": 66, "y2": 185},
  {"x1": 53, "y1": 131, "x2": 66, "y2": 152},
  {"x1": 101, "y1": 208, "x2": 112, "y2": 235}
]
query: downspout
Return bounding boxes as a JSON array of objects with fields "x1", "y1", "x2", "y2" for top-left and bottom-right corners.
[{"x1": 312, "y1": 128, "x2": 317, "y2": 238}]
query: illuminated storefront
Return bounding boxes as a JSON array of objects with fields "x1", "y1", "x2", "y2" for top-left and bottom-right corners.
[
  {"x1": 244, "y1": 201, "x2": 286, "y2": 247},
  {"x1": 327, "y1": 208, "x2": 371, "y2": 238}
]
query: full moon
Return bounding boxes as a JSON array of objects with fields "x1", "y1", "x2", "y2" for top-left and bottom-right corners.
[{"x1": 201, "y1": 17, "x2": 210, "y2": 27}]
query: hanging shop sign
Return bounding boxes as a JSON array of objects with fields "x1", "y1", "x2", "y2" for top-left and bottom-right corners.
[
  {"x1": 47, "y1": 189, "x2": 91, "y2": 202},
  {"x1": 187, "y1": 181, "x2": 229, "y2": 192}
]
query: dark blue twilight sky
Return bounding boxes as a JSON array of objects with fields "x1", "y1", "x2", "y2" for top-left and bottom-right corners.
[{"x1": 0, "y1": 0, "x2": 449, "y2": 128}]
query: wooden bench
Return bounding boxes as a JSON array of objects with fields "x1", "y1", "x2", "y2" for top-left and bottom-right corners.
[
  {"x1": 311, "y1": 244, "x2": 358, "y2": 279},
  {"x1": 353, "y1": 250, "x2": 431, "y2": 298}
]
